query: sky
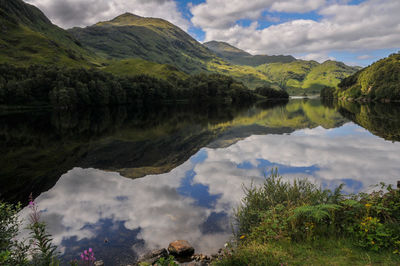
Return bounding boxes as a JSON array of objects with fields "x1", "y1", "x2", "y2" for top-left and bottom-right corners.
[{"x1": 24, "y1": 0, "x2": 400, "y2": 66}]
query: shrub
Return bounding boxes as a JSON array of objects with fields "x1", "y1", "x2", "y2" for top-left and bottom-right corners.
[
  {"x1": 0, "y1": 202, "x2": 29, "y2": 265},
  {"x1": 233, "y1": 171, "x2": 400, "y2": 254}
]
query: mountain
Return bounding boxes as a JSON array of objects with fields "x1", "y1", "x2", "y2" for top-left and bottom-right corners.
[
  {"x1": 336, "y1": 52, "x2": 400, "y2": 101},
  {"x1": 205, "y1": 41, "x2": 358, "y2": 93},
  {"x1": 0, "y1": 0, "x2": 98, "y2": 67},
  {"x1": 203, "y1": 41, "x2": 251, "y2": 59},
  {"x1": 68, "y1": 13, "x2": 279, "y2": 88},
  {"x1": 256, "y1": 60, "x2": 359, "y2": 95},
  {"x1": 204, "y1": 40, "x2": 296, "y2": 66},
  {"x1": 69, "y1": 13, "x2": 214, "y2": 73},
  {"x1": 0, "y1": 1, "x2": 358, "y2": 94}
]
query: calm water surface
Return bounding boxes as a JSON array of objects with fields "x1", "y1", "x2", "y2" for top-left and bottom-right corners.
[{"x1": 1, "y1": 99, "x2": 400, "y2": 265}]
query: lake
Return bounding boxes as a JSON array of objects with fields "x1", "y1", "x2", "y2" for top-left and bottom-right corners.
[{"x1": 1, "y1": 99, "x2": 400, "y2": 265}]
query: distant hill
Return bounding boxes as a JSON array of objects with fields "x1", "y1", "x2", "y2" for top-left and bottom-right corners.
[
  {"x1": 69, "y1": 13, "x2": 214, "y2": 73},
  {"x1": 336, "y1": 52, "x2": 400, "y2": 101},
  {"x1": 204, "y1": 41, "x2": 296, "y2": 66},
  {"x1": 256, "y1": 60, "x2": 359, "y2": 95},
  {"x1": 0, "y1": 0, "x2": 98, "y2": 67},
  {"x1": 0, "y1": 1, "x2": 359, "y2": 94}
]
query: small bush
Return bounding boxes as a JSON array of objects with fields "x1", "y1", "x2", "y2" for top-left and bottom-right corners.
[
  {"x1": 233, "y1": 171, "x2": 400, "y2": 253},
  {"x1": 0, "y1": 202, "x2": 29, "y2": 265}
]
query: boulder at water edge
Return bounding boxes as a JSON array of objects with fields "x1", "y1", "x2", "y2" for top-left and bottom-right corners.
[{"x1": 168, "y1": 240, "x2": 195, "y2": 257}]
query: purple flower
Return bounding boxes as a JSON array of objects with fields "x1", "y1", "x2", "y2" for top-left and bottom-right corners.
[
  {"x1": 89, "y1": 248, "x2": 92, "y2": 253},
  {"x1": 84, "y1": 250, "x2": 88, "y2": 255}
]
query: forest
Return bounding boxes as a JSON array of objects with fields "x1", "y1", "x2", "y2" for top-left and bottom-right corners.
[
  {"x1": 320, "y1": 52, "x2": 400, "y2": 101},
  {"x1": 0, "y1": 64, "x2": 261, "y2": 108}
]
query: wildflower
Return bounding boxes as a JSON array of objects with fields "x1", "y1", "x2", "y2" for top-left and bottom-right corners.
[
  {"x1": 80, "y1": 248, "x2": 96, "y2": 264},
  {"x1": 365, "y1": 203, "x2": 372, "y2": 208},
  {"x1": 371, "y1": 241, "x2": 375, "y2": 245},
  {"x1": 240, "y1": 235, "x2": 246, "y2": 240}
]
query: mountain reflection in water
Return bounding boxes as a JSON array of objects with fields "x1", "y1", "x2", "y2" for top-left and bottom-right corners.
[{"x1": 2, "y1": 99, "x2": 400, "y2": 265}]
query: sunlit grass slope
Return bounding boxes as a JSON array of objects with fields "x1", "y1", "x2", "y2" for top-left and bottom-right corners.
[
  {"x1": 69, "y1": 13, "x2": 213, "y2": 73},
  {"x1": 0, "y1": 0, "x2": 100, "y2": 67},
  {"x1": 256, "y1": 60, "x2": 358, "y2": 95},
  {"x1": 204, "y1": 41, "x2": 296, "y2": 66},
  {"x1": 102, "y1": 58, "x2": 188, "y2": 81}
]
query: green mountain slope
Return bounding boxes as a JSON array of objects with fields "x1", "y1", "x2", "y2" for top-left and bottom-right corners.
[
  {"x1": 68, "y1": 13, "x2": 277, "y2": 88},
  {"x1": 336, "y1": 52, "x2": 400, "y2": 101},
  {"x1": 303, "y1": 61, "x2": 359, "y2": 90},
  {"x1": 203, "y1": 41, "x2": 251, "y2": 59},
  {"x1": 204, "y1": 41, "x2": 296, "y2": 66},
  {"x1": 102, "y1": 58, "x2": 188, "y2": 81},
  {"x1": 69, "y1": 13, "x2": 213, "y2": 73},
  {"x1": 0, "y1": 0, "x2": 99, "y2": 67},
  {"x1": 256, "y1": 60, "x2": 358, "y2": 95}
]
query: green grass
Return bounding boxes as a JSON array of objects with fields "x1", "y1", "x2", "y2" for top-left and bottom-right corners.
[
  {"x1": 302, "y1": 61, "x2": 357, "y2": 91},
  {"x1": 0, "y1": 0, "x2": 101, "y2": 67},
  {"x1": 216, "y1": 238, "x2": 400, "y2": 266},
  {"x1": 206, "y1": 59, "x2": 272, "y2": 88},
  {"x1": 216, "y1": 172, "x2": 400, "y2": 265},
  {"x1": 102, "y1": 58, "x2": 188, "y2": 81},
  {"x1": 256, "y1": 60, "x2": 358, "y2": 95}
]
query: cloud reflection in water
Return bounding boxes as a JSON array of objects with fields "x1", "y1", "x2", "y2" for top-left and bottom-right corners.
[{"x1": 19, "y1": 122, "x2": 400, "y2": 263}]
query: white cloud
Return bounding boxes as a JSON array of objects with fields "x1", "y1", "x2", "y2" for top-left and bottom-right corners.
[
  {"x1": 270, "y1": 0, "x2": 326, "y2": 13},
  {"x1": 357, "y1": 54, "x2": 373, "y2": 60},
  {"x1": 18, "y1": 122, "x2": 400, "y2": 261},
  {"x1": 191, "y1": 0, "x2": 326, "y2": 30},
  {"x1": 24, "y1": 0, "x2": 190, "y2": 30},
  {"x1": 298, "y1": 53, "x2": 336, "y2": 62},
  {"x1": 191, "y1": 0, "x2": 400, "y2": 56}
]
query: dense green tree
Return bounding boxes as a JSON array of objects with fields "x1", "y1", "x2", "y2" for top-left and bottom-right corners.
[
  {"x1": 337, "y1": 53, "x2": 400, "y2": 101},
  {"x1": 0, "y1": 64, "x2": 258, "y2": 107},
  {"x1": 255, "y1": 86, "x2": 289, "y2": 99}
]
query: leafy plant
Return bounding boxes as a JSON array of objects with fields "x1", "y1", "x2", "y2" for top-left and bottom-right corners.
[
  {"x1": 156, "y1": 255, "x2": 178, "y2": 266},
  {"x1": 0, "y1": 201, "x2": 29, "y2": 265},
  {"x1": 27, "y1": 194, "x2": 60, "y2": 265}
]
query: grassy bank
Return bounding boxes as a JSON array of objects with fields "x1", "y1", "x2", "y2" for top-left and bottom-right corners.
[{"x1": 215, "y1": 171, "x2": 400, "y2": 265}]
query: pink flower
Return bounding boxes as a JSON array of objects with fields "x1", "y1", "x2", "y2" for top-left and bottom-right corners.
[
  {"x1": 84, "y1": 250, "x2": 88, "y2": 255},
  {"x1": 89, "y1": 248, "x2": 92, "y2": 253}
]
